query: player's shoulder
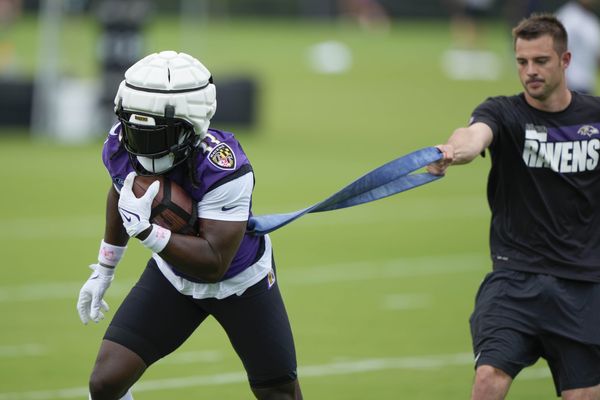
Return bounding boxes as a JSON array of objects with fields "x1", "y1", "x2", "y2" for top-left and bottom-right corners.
[
  {"x1": 568, "y1": 92, "x2": 600, "y2": 120},
  {"x1": 102, "y1": 122, "x2": 122, "y2": 164},
  {"x1": 573, "y1": 91, "x2": 600, "y2": 106},
  {"x1": 103, "y1": 121, "x2": 121, "y2": 147},
  {"x1": 481, "y1": 94, "x2": 522, "y2": 106},
  {"x1": 187, "y1": 129, "x2": 253, "y2": 193},
  {"x1": 474, "y1": 94, "x2": 523, "y2": 116},
  {"x1": 200, "y1": 128, "x2": 240, "y2": 149},
  {"x1": 101, "y1": 122, "x2": 132, "y2": 187},
  {"x1": 196, "y1": 128, "x2": 251, "y2": 172}
]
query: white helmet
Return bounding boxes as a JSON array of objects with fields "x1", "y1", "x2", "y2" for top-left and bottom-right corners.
[{"x1": 114, "y1": 50, "x2": 217, "y2": 174}]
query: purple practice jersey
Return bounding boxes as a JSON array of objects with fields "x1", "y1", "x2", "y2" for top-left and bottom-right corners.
[{"x1": 102, "y1": 124, "x2": 263, "y2": 282}]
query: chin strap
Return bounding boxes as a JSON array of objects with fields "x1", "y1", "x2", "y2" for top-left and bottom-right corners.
[{"x1": 247, "y1": 146, "x2": 443, "y2": 236}]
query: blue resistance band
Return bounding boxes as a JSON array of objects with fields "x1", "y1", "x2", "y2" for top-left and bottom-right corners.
[{"x1": 247, "y1": 146, "x2": 443, "y2": 236}]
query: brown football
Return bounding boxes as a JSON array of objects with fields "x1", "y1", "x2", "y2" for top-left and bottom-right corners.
[{"x1": 132, "y1": 176, "x2": 198, "y2": 236}]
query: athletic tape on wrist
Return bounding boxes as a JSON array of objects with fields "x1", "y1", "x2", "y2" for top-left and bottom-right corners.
[
  {"x1": 141, "y1": 224, "x2": 171, "y2": 253},
  {"x1": 98, "y1": 240, "x2": 127, "y2": 267}
]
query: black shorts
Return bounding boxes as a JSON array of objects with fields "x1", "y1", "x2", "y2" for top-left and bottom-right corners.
[
  {"x1": 470, "y1": 269, "x2": 600, "y2": 395},
  {"x1": 104, "y1": 259, "x2": 298, "y2": 388}
]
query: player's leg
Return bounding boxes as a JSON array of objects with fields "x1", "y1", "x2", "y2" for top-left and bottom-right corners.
[
  {"x1": 470, "y1": 327, "x2": 540, "y2": 400},
  {"x1": 89, "y1": 259, "x2": 208, "y2": 399},
  {"x1": 537, "y1": 276, "x2": 600, "y2": 400},
  {"x1": 557, "y1": 340, "x2": 600, "y2": 400},
  {"x1": 204, "y1": 267, "x2": 302, "y2": 400},
  {"x1": 251, "y1": 379, "x2": 302, "y2": 400},
  {"x1": 471, "y1": 365, "x2": 512, "y2": 400},
  {"x1": 469, "y1": 271, "x2": 543, "y2": 400},
  {"x1": 540, "y1": 334, "x2": 600, "y2": 400},
  {"x1": 562, "y1": 386, "x2": 600, "y2": 400},
  {"x1": 89, "y1": 340, "x2": 146, "y2": 399}
]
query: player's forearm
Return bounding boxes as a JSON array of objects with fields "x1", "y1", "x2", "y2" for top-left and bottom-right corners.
[
  {"x1": 157, "y1": 234, "x2": 231, "y2": 282},
  {"x1": 446, "y1": 127, "x2": 488, "y2": 165},
  {"x1": 104, "y1": 186, "x2": 129, "y2": 247}
]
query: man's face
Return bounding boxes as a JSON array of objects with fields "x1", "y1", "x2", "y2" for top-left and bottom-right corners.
[{"x1": 515, "y1": 35, "x2": 569, "y2": 102}]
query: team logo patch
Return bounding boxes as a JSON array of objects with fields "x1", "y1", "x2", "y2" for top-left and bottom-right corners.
[
  {"x1": 577, "y1": 125, "x2": 599, "y2": 138},
  {"x1": 208, "y1": 143, "x2": 236, "y2": 170},
  {"x1": 267, "y1": 269, "x2": 276, "y2": 289}
]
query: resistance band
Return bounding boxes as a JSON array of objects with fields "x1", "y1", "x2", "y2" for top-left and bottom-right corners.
[{"x1": 247, "y1": 146, "x2": 443, "y2": 236}]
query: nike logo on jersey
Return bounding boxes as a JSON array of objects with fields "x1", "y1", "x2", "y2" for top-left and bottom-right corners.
[
  {"x1": 522, "y1": 124, "x2": 600, "y2": 173},
  {"x1": 221, "y1": 205, "x2": 237, "y2": 212},
  {"x1": 118, "y1": 207, "x2": 141, "y2": 222}
]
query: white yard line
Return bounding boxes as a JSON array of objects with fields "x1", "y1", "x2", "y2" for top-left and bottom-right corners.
[
  {"x1": 0, "y1": 253, "x2": 487, "y2": 303},
  {"x1": 158, "y1": 350, "x2": 223, "y2": 365},
  {"x1": 0, "y1": 344, "x2": 47, "y2": 358},
  {"x1": 0, "y1": 216, "x2": 103, "y2": 240},
  {"x1": 0, "y1": 352, "x2": 551, "y2": 400},
  {"x1": 0, "y1": 281, "x2": 132, "y2": 303}
]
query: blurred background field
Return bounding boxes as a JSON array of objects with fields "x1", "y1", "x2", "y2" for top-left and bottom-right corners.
[{"x1": 0, "y1": 0, "x2": 588, "y2": 399}]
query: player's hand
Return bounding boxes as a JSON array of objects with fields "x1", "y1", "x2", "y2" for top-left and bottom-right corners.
[
  {"x1": 427, "y1": 144, "x2": 454, "y2": 176},
  {"x1": 77, "y1": 263, "x2": 115, "y2": 324},
  {"x1": 118, "y1": 171, "x2": 159, "y2": 238}
]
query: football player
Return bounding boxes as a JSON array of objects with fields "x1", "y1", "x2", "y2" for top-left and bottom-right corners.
[{"x1": 77, "y1": 51, "x2": 302, "y2": 400}]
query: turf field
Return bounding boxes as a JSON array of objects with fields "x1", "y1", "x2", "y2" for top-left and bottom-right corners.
[{"x1": 0, "y1": 15, "x2": 560, "y2": 399}]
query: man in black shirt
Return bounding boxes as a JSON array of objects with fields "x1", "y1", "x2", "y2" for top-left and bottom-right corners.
[{"x1": 429, "y1": 13, "x2": 600, "y2": 400}]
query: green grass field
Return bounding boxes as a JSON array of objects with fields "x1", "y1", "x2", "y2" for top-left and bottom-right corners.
[{"x1": 0, "y1": 15, "x2": 559, "y2": 399}]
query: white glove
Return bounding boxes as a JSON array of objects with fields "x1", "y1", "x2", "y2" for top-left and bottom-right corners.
[
  {"x1": 77, "y1": 264, "x2": 115, "y2": 324},
  {"x1": 117, "y1": 171, "x2": 160, "y2": 238}
]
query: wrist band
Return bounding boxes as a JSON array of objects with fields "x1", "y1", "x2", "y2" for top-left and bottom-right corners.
[
  {"x1": 98, "y1": 240, "x2": 127, "y2": 267},
  {"x1": 141, "y1": 224, "x2": 172, "y2": 253},
  {"x1": 92, "y1": 263, "x2": 116, "y2": 278}
]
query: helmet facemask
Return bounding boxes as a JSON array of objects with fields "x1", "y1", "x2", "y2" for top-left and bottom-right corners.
[
  {"x1": 112, "y1": 51, "x2": 217, "y2": 175},
  {"x1": 117, "y1": 104, "x2": 196, "y2": 175}
]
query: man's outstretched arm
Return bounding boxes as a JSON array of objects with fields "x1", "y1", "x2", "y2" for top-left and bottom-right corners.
[{"x1": 427, "y1": 122, "x2": 494, "y2": 175}]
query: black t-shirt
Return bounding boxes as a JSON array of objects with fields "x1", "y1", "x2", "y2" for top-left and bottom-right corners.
[{"x1": 471, "y1": 92, "x2": 600, "y2": 282}]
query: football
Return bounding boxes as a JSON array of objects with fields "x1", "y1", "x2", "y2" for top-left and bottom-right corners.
[{"x1": 132, "y1": 175, "x2": 198, "y2": 236}]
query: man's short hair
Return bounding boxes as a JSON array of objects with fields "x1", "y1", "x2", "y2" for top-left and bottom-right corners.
[{"x1": 512, "y1": 13, "x2": 568, "y2": 55}]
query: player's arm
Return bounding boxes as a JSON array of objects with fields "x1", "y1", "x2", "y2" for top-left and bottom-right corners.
[
  {"x1": 118, "y1": 171, "x2": 251, "y2": 283},
  {"x1": 148, "y1": 219, "x2": 246, "y2": 283},
  {"x1": 104, "y1": 185, "x2": 130, "y2": 248},
  {"x1": 146, "y1": 173, "x2": 249, "y2": 282},
  {"x1": 427, "y1": 122, "x2": 493, "y2": 175},
  {"x1": 77, "y1": 185, "x2": 129, "y2": 325}
]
